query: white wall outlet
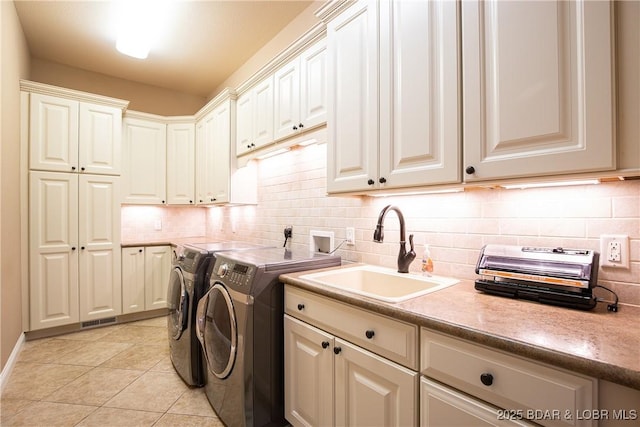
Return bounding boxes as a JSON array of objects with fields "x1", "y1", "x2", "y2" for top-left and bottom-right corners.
[
  {"x1": 345, "y1": 227, "x2": 355, "y2": 245},
  {"x1": 600, "y1": 235, "x2": 630, "y2": 269},
  {"x1": 154, "y1": 219, "x2": 162, "y2": 231}
]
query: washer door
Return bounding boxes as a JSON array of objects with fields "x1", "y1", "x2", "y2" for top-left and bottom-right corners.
[
  {"x1": 167, "y1": 267, "x2": 188, "y2": 340},
  {"x1": 200, "y1": 283, "x2": 237, "y2": 379}
]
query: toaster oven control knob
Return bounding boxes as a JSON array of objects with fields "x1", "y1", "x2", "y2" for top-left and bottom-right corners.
[
  {"x1": 480, "y1": 373, "x2": 494, "y2": 386},
  {"x1": 217, "y1": 263, "x2": 229, "y2": 278}
]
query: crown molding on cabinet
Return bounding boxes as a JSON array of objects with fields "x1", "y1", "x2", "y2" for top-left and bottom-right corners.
[
  {"x1": 194, "y1": 87, "x2": 237, "y2": 121},
  {"x1": 315, "y1": 0, "x2": 355, "y2": 22},
  {"x1": 20, "y1": 80, "x2": 129, "y2": 112},
  {"x1": 234, "y1": 22, "x2": 326, "y2": 97}
]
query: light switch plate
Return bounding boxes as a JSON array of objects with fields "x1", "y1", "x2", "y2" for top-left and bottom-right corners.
[{"x1": 600, "y1": 235, "x2": 629, "y2": 269}]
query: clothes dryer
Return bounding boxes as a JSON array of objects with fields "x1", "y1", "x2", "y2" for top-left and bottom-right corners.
[
  {"x1": 167, "y1": 241, "x2": 265, "y2": 387},
  {"x1": 196, "y1": 248, "x2": 341, "y2": 426}
]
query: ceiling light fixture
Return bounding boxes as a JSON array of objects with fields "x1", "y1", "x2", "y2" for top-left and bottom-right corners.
[{"x1": 114, "y1": 0, "x2": 170, "y2": 59}]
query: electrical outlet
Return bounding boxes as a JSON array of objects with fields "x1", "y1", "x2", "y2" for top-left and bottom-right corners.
[
  {"x1": 345, "y1": 227, "x2": 355, "y2": 245},
  {"x1": 600, "y1": 235, "x2": 630, "y2": 269},
  {"x1": 154, "y1": 219, "x2": 162, "y2": 231}
]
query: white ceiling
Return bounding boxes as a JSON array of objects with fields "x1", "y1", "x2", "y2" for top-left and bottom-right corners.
[{"x1": 14, "y1": 0, "x2": 314, "y2": 98}]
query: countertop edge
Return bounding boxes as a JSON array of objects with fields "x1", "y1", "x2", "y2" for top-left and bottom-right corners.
[{"x1": 280, "y1": 273, "x2": 640, "y2": 391}]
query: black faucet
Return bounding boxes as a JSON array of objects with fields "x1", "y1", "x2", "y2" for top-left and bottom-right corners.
[{"x1": 373, "y1": 205, "x2": 416, "y2": 273}]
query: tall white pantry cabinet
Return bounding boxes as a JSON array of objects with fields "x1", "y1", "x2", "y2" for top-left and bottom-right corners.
[{"x1": 22, "y1": 81, "x2": 128, "y2": 331}]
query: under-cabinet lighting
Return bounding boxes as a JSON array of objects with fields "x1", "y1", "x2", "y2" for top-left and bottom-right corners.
[
  {"x1": 256, "y1": 148, "x2": 289, "y2": 160},
  {"x1": 501, "y1": 179, "x2": 600, "y2": 190},
  {"x1": 297, "y1": 138, "x2": 318, "y2": 147},
  {"x1": 371, "y1": 188, "x2": 464, "y2": 197}
]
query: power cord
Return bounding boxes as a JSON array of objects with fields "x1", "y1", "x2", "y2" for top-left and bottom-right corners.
[
  {"x1": 329, "y1": 239, "x2": 347, "y2": 254},
  {"x1": 595, "y1": 285, "x2": 619, "y2": 312}
]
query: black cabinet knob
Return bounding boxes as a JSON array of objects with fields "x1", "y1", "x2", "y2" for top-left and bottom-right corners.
[
  {"x1": 161, "y1": 200, "x2": 165, "y2": 204},
  {"x1": 199, "y1": 199, "x2": 203, "y2": 203},
  {"x1": 367, "y1": 179, "x2": 375, "y2": 185},
  {"x1": 321, "y1": 341, "x2": 330, "y2": 349},
  {"x1": 71, "y1": 247, "x2": 76, "y2": 251},
  {"x1": 299, "y1": 123, "x2": 304, "y2": 129},
  {"x1": 480, "y1": 373, "x2": 494, "y2": 386},
  {"x1": 81, "y1": 246, "x2": 85, "y2": 250},
  {"x1": 189, "y1": 200, "x2": 193, "y2": 204},
  {"x1": 81, "y1": 167, "x2": 85, "y2": 171},
  {"x1": 247, "y1": 144, "x2": 251, "y2": 149},
  {"x1": 71, "y1": 166, "x2": 76, "y2": 171},
  {"x1": 297, "y1": 303, "x2": 305, "y2": 311},
  {"x1": 379, "y1": 177, "x2": 387, "y2": 184},
  {"x1": 365, "y1": 330, "x2": 375, "y2": 339},
  {"x1": 211, "y1": 198, "x2": 216, "y2": 202},
  {"x1": 138, "y1": 249, "x2": 143, "y2": 253},
  {"x1": 293, "y1": 125, "x2": 298, "y2": 131},
  {"x1": 465, "y1": 166, "x2": 476, "y2": 175},
  {"x1": 333, "y1": 346, "x2": 342, "y2": 355}
]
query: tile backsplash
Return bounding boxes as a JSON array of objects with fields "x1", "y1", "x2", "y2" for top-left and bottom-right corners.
[{"x1": 122, "y1": 143, "x2": 639, "y2": 307}]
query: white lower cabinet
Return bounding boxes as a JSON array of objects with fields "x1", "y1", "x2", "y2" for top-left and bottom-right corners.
[
  {"x1": 29, "y1": 171, "x2": 121, "y2": 330},
  {"x1": 121, "y1": 245, "x2": 171, "y2": 313},
  {"x1": 421, "y1": 329, "x2": 597, "y2": 427},
  {"x1": 284, "y1": 287, "x2": 418, "y2": 427},
  {"x1": 421, "y1": 377, "x2": 535, "y2": 427}
]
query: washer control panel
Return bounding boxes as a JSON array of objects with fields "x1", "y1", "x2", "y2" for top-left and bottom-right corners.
[{"x1": 213, "y1": 259, "x2": 255, "y2": 290}]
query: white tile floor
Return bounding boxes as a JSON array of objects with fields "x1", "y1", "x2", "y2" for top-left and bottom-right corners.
[{"x1": 1, "y1": 316, "x2": 223, "y2": 426}]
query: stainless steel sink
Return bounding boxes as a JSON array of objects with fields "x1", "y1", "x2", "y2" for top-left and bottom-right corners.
[{"x1": 299, "y1": 264, "x2": 459, "y2": 303}]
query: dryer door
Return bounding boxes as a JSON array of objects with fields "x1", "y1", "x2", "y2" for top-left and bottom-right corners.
[
  {"x1": 167, "y1": 267, "x2": 188, "y2": 340},
  {"x1": 200, "y1": 282, "x2": 237, "y2": 379}
]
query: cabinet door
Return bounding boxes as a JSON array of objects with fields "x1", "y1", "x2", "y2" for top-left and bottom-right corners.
[
  {"x1": 29, "y1": 93, "x2": 79, "y2": 173},
  {"x1": 253, "y1": 76, "x2": 275, "y2": 149},
  {"x1": 379, "y1": 0, "x2": 460, "y2": 188},
  {"x1": 300, "y1": 38, "x2": 328, "y2": 132},
  {"x1": 144, "y1": 245, "x2": 171, "y2": 310},
  {"x1": 196, "y1": 112, "x2": 216, "y2": 204},
  {"x1": 166, "y1": 122, "x2": 195, "y2": 205},
  {"x1": 236, "y1": 92, "x2": 253, "y2": 156},
  {"x1": 274, "y1": 58, "x2": 301, "y2": 141},
  {"x1": 421, "y1": 378, "x2": 535, "y2": 427},
  {"x1": 78, "y1": 175, "x2": 121, "y2": 321},
  {"x1": 79, "y1": 103, "x2": 122, "y2": 175},
  {"x1": 335, "y1": 338, "x2": 418, "y2": 426},
  {"x1": 210, "y1": 101, "x2": 232, "y2": 204},
  {"x1": 326, "y1": 0, "x2": 379, "y2": 193},
  {"x1": 462, "y1": 0, "x2": 614, "y2": 181},
  {"x1": 121, "y1": 247, "x2": 146, "y2": 314},
  {"x1": 29, "y1": 171, "x2": 79, "y2": 330},
  {"x1": 122, "y1": 117, "x2": 167, "y2": 204},
  {"x1": 284, "y1": 315, "x2": 334, "y2": 427}
]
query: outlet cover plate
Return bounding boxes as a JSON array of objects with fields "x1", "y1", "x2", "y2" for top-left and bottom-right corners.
[{"x1": 600, "y1": 234, "x2": 630, "y2": 269}]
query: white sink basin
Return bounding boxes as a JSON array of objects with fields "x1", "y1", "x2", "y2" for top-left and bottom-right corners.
[{"x1": 299, "y1": 264, "x2": 459, "y2": 303}]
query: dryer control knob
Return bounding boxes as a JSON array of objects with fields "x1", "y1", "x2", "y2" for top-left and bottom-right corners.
[{"x1": 217, "y1": 263, "x2": 229, "y2": 278}]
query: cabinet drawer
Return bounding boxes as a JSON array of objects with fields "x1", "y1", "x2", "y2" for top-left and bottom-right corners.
[
  {"x1": 421, "y1": 329, "x2": 596, "y2": 427},
  {"x1": 285, "y1": 286, "x2": 418, "y2": 370}
]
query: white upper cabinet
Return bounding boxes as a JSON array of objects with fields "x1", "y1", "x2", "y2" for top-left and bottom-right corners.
[
  {"x1": 379, "y1": 0, "x2": 460, "y2": 188},
  {"x1": 166, "y1": 122, "x2": 195, "y2": 205},
  {"x1": 274, "y1": 38, "x2": 328, "y2": 141},
  {"x1": 29, "y1": 92, "x2": 122, "y2": 175},
  {"x1": 122, "y1": 116, "x2": 167, "y2": 204},
  {"x1": 462, "y1": 0, "x2": 615, "y2": 181},
  {"x1": 236, "y1": 76, "x2": 275, "y2": 156},
  {"x1": 326, "y1": 0, "x2": 379, "y2": 193},
  {"x1": 325, "y1": 0, "x2": 459, "y2": 193}
]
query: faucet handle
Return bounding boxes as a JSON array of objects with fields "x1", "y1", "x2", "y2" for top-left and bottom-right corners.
[{"x1": 408, "y1": 234, "x2": 415, "y2": 252}]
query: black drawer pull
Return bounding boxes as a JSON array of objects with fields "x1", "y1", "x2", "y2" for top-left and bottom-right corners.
[
  {"x1": 365, "y1": 330, "x2": 375, "y2": 339},
  {"x1": 297, "y1": 303, "x2": 305, "y2": 311},
  {"x1": 480, "y1": 373, "x2": 494, "y2": 386}
]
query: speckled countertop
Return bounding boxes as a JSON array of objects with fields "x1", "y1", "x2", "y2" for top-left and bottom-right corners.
[
  {"x1": 120, "y1": 236, "x2": 210, "y2": 248},
  {"x1": 280, "y1": 264, "x2": 640, "y2": 391}
]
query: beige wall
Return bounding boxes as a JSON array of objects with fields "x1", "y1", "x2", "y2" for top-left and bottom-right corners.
[
  {"x1": 1, "y1": 0, "x2": 31, "y2": 371},
  {"x1": 29, "y1": 58, "x2": 206, "y2": 116}
]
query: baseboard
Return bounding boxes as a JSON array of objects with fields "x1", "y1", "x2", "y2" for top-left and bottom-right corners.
[{"x1": 0, "y1": 332, "x2": 25, "y2": 394}]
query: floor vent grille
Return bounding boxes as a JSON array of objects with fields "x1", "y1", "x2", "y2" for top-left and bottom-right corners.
[{"x1": 81, "y1": 317, "x2": 117, "y2": 329}]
